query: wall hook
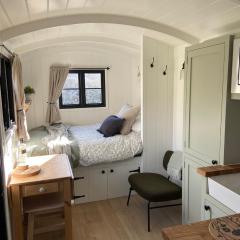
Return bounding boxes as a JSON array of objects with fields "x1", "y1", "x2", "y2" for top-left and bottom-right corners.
[
  {"x1": 163, "y1": 65, "x2": 167, "y2": 75},
  {"x1": 150, "y1": 57, "x2": 155, "y2": 68}
]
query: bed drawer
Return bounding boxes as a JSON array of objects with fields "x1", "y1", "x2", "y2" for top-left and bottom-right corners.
[{"x1": 22, "y1": 182, "x2": 59, "y2": 197}]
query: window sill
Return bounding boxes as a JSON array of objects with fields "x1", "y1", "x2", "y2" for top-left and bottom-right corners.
[{"x1": 59, "y1": 106, "x2": 109, "y2": 111}]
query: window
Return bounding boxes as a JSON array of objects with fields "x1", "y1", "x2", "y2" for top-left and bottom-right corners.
[
  {"x1": 0, "y1": 56, "x2": 15, "y2": 130},
  {"x1": 59, "y1": 69, "x2": 106, "y2": 109}
]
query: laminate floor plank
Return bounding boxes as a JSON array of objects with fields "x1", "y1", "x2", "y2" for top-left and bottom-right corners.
[{"x1": 36, "y1": 195, "x2": 182, "y2": 240}]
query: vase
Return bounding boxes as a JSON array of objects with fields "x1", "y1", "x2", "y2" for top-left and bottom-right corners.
[{"x1": 25, "y1": 93, "x2": 32, "y2": 103}]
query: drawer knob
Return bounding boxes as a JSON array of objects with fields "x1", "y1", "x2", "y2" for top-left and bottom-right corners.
[
  {"x1": 39, "y1": 187, "x2": 46, "y2": 193},
  {"x1": 110, "y1": 169, "x2": 114, "y2": 173},
  {"x1": 212, "y1": 160, "x2": 218, "y2": 165},
  {"x1": 101, "y1": 170, "x2": 105, "y2": 174}
]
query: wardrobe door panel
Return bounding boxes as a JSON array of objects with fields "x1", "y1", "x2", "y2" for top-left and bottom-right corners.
[
  {"x1": 183, "y1": 156, "x2": 206, "y2": 223},
  {"x1": 185, "y1": 44, "x2": 225, "y2": 165}
]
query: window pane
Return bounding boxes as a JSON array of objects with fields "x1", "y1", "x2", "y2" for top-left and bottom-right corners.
[
  {"x1": 85, "y1": 73, "x2": 101, "y2": 88},
  {"x1": 85, "y1": 89, "x2": 102, "y2": 104},
  {"x1": 62, "y1": 90, "x2": 80, "y2": 105},
  {"x1": 63, "y1": 73, "x2": 79, "y2": 89}
]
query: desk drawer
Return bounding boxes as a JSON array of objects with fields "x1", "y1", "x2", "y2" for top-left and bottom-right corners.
[{"x1": 22, "y1": 182, "x2": 59, "y2": 197}]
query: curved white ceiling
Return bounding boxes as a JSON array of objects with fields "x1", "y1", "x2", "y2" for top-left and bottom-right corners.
[
  {"x1": 0, "y1": 13, "x2": 198, "y2": 44},
  {"x1": 1, "y1": 0, "x2": 240, "y2": 49}
]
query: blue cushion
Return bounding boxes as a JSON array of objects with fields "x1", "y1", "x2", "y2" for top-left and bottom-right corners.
[{"x1": 98, "y1": 115, "x2": 125, "y2": 137}]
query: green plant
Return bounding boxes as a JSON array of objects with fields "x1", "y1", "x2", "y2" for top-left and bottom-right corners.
[{"x1": 24, "y1": 86, "x2": 35, "y2": 94}]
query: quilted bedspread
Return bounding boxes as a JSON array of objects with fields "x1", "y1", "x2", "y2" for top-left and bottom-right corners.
[{"x1": 69, "y1": 124, "x2": 143, "y2": 166}]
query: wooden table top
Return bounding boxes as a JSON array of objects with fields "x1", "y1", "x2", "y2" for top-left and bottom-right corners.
[
  {"x1": 162, "y1": 220, "x2": 214, "y2": 240},
  {"x1": 197, "y1": 164, "x2": 240, "y2": 177},
  {"x1": 9, "y1": 154, "x2": 73, "y2": 186}
]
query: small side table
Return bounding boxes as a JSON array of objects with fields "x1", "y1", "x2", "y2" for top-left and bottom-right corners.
[{"x1": 9, "y1": 154, "x2": 73, "y2": 240}]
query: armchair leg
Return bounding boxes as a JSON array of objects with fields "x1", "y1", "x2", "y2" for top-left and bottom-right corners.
[
  {"x1": 148, "y1": 202, "x2": 151, "y2": 232},
  {"x1": 127, "y1": 188, "x2": 132, "y2": 206}
]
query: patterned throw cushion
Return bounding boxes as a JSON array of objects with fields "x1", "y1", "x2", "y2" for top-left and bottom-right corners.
[{"x1": 98, "y1": 115, "x2": 125, "y2": 137}]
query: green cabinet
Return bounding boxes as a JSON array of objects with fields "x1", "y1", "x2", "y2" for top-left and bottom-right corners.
[
  {"x1": 183, "y1": 156, "x2": 206, "y2": 223},
  {"x1": 183, "y1": 35, "x2": 240, "y2": 224}
]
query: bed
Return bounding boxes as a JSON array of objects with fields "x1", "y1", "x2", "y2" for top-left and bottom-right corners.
[{"x1": 26, "y1": 123, "x2": 143, "y2": 168}]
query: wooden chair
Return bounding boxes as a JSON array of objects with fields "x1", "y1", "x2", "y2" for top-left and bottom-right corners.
[
  {"x1": 127, "y1": 151, "x2": 182, "y2": 232},
  {"x1": 23, "y1": 193, "x2": 65, "y2": 240}
]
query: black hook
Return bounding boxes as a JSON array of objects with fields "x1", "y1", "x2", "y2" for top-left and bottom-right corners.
[
  {"x1": 182, "y1": 62, "x2": 185, "y2": 70},
  {"x1": 163, "y1": 65, "x2": 167, "y2": 75},
  {"x1": 150, "y1": 57, "x2": 155, "y2": 68}
]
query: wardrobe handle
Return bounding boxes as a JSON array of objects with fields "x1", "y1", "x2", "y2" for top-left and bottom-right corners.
[
  {"x1": 204, "y1": 205, "x2": 210, "y2": 211},
  {"x1": 101, "y1": 170, "x2": 105, "y2": 174},
  {"x1": 110, "y1": 169, "x2": 114, "y2": 173},
  {"x1": 204, "y1": 205, "x2": 212, "y2": 220},
  {"x1": 212, "y1": 160, "x2": 218, "y2": 165}
]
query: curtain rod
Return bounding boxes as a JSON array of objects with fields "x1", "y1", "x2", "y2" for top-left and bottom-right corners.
[
  {"x1": 0, "y1": 44, "x2": 14, "y2": 57},
  {"x1": 70, "y1": 67, "x2": 111, "y2": 70}
]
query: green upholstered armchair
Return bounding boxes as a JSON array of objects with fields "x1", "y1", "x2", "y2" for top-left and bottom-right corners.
[{"x1": 127, "y1": 150, "x2": 182, "y2": 232}]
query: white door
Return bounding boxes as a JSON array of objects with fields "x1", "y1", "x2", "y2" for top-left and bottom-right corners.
[
  {"x1": 107, "y1": 165, "x2": 131, "y2": 199},
  {"x1": 203, "y1": 199, "x2": 227, "y2": 220},
  {"x1": 183, "y1": 156, "x2": 206, "y2": 224},
  {"x1": 185, "y1": 44, "x2": 226, "y2": 165},
  {"x1": 89, "y1": 168, "x2": 108, "y2": 202}
]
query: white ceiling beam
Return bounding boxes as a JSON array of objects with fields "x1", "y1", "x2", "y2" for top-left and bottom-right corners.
[{"x1": 0, "y1": 13, "x2": 199, "y2": 43}]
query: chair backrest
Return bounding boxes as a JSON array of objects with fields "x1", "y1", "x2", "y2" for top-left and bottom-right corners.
[{"x1": 163, "y1": 150, "x2": 174, "y2": 171}]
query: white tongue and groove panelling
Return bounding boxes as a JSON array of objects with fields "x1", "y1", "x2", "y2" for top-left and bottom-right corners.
[
  {"x1": 142, "y1": 36, "x2": 174, "y2": 174},
  {"x1": 1, "y1": 0, "x2": 240, "y2": 42}
]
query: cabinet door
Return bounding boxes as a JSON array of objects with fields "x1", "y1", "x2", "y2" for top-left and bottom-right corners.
[
  {"x1": 89, "y1": 168, "x2": 108, "y2": 202},
  {"x1": 73, "y1": 167, "x2": 89, "y2": 204},
  {"x1": 185, "y1": 43, "x2": 226, "y2": 165},
  {"x1": 203, "y1": 199, "x2": 227, "y2": 220},
  {"x1": 183, "y1": 156, "x2": 206, "y2": 224},
  {"x1": 108, "y1": 165, "x2": 131, "y2": 199}
]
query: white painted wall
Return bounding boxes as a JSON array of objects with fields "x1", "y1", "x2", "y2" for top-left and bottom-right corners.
[
  {"x1": 172, "y1": 45, "x2": 188, "y2": 151},
  {"x1": 21, "y1": 42, "x2": 140, "y2": 129},
  {"x1": 142, "y1": 36, "x2": 174, "y2": 174}
]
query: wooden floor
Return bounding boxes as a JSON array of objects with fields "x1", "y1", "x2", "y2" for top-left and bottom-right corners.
[{"x1": 36, "y1": 195, "x2": 182, "y2": 240}]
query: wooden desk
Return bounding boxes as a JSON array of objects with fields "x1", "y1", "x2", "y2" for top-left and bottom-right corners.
[
  {"x1": 161, "y1": 220, "x2": 214, "y2": 240},
  {"x1": 9, "y1": 154, "x2": 73, "y2": 240}
]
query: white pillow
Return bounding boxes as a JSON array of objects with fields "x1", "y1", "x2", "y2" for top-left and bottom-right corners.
[
  {"x1": 132, "y1": 114, "x2": 141, "y2": 132},
  {"x1": 117, "y1": 104, "x2": 140, "y2": 135},
  {"x1": 117, "y1": 104, "x2": 132, "y2": 116}
]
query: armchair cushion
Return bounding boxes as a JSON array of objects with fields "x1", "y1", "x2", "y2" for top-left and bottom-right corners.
[{"x1": 128, "y1": 173, "x2": 181, "y2": 202}]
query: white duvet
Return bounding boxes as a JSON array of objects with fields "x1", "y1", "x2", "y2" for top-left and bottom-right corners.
[{"x1": 69, "y1": 124, "x2": 143, "y2": 166}]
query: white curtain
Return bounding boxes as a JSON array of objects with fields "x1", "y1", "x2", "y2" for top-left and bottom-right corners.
[
  {"x1": 12, "y1": 54, "x2": 30, "y2": 141},
  {"x1": 46, "y1": 65, "x2": 69, "y2": 124}
]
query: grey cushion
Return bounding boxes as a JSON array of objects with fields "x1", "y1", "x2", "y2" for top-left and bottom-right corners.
[{"x1": 98, "y1": 115, "x2": 125, "y2": 137}]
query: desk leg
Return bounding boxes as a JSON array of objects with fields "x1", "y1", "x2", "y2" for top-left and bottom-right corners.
[
  {"x1": 63, "y1": 178, "x2": 72, "y2": 240},
  {"x1": 11, "y1": 185, "x2": 24, "y2": 240}
]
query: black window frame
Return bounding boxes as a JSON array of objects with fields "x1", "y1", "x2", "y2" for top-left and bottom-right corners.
[
  {"x1": 59, "y1": 69, "x2": 106, "y2": 109},
  {"x1": 0, "y1": 55, "x2": 15, "y2": 131}
]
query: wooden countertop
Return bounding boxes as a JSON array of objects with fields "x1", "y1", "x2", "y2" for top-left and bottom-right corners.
[
  {"x1": 197, "y1": 164, "x2": 240, "y2": 177},
  {"x1": 162, "y1": 214, "x2": 240, "y2": 240},
  {"x1": 9, "y1": 154, "x2": 73, "y2": 186},
  {"x1": 162, "y1": 220, "x2": 214, "y2": 240}
]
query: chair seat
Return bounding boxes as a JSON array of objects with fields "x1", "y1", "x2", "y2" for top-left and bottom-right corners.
[{"x1": 128, "y1": 173, "x2": 181, "y2": 202}]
